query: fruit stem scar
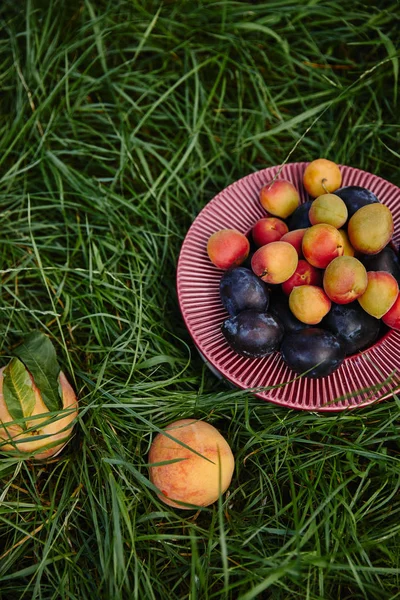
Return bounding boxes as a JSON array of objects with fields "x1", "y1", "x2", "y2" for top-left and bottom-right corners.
[
  {"x1": 321, "y1": 178, "x2": 329, "y2": 193},
  {"x1": 261, "y1": 269, "x2": 269, "y2": 277}
]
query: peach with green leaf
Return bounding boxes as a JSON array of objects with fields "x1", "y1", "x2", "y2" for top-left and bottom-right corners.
[{"x1": 0, "y1": 332, "x2": 78, "y2": 460}]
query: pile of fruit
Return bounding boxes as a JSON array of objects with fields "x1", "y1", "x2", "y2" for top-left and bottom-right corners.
[{"x1": 206, "y1": 159, "x2": 400, "y2": 379}]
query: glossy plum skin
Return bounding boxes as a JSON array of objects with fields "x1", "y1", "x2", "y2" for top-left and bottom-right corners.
[
  {"x1": 334, "y1": 186, "x2": 379, "y2": 220},
  {"x1": 281, "y1": 328, "x2": 345, "y2": 378},
  {"x1": 219, "y1": 267, "x2": 270, "y2": 316},
  {"x1": 322, "y1": 302, "x2": 381, "y2": 356},
  {"x1": 221, "y1": 310, "x2": 284, "y2": 358},
  {"x1": 359, "y1": 246, "x2": 400, "y2": 286},
  {"x1": 287, "y1": 201, "x2": 313, "y2": 230}
]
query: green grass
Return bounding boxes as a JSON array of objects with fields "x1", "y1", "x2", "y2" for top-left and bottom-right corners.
[{"x1": 0, "y1": 0, "x2": 400, "y2": 598}]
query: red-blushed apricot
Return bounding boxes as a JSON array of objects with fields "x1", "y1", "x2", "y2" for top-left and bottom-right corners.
[
  {"x1": 252, "y1": 217, "x2": 288, "y2": 247},
  {"x1": 280, "y1": 228, "x2": 307, "y2": 257},
  {"x1": 207, "y1": 229, "x2": 250, "y2": 270},
  {"x1": 289, "y1": 285, "x2": 331, "y2": 324},
  {"x1": 0, "y1": 370, "x2": 78, "y2": 460},
  {"x1": 282, "y1": 259, "x2": 322, "y2": 296},
  {"x1": 303, "y1": 159, "x2": 342, "y2": 197},
  {"x1": 259, "y1": 179, "x2": 300, "y2": 219},
  {"x1": 148, "y1": 419, "x2": 234, "y2": 509},
  {"x1": 382, "y1": 293, "x2": 400, "y2": 330},
  {"x1": 358, "y1": 271, "x2": 399, "y2": 319},
  {"x1": 347, "y1": 204, "x2": 394, "y2": 255},
  {"x1": 309, "y1": 193, "x2": 348, "y2": 228},
  {"x1": 323, "y1": 256, "x2": 368, "y2": 304},
  {"x1": 338, "y1": 229, "x2": 355, "y2": 257},
  {"x1": 251, "y1": 241, "x2": 298, "y2": 284},
  {"x1": 302, "y1": 223, "x2": 344, "y2": 269}
]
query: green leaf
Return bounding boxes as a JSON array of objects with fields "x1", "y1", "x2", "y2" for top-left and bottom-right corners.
[
  {"x1": 12, "y1": 331, "x2": 62, "y2": 412},
  {"x1": 2, "y1": 358, "x2": 37, "y2": 430}
]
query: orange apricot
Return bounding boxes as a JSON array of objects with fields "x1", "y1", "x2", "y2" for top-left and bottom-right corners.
[
  {"x1": 323, "y1": 256, "x2": 368, "y2": 304},
  {"x1": 207, "y1": 229, "x2": 250, "y2": 270},
  {"x1": 303, "y1": 159, "x2": 342, "y2": 198},
  {"x1": 251, "y1": 241, "x2": 298, "y2": 284},
  {"x1": 302, "y1": 223, "x2": 344, "y2": 269},
  {"x1": 260, "y1": 179, "x2": 300, "y2": 219}
]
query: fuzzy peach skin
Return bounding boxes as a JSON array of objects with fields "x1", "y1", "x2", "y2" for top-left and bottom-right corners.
[
  {"x1": 149, "y1": 419, "x2": 235, "y2": 509},
  {"x1": 0, "y1": 368, "x2": 78, "y2": 460}
]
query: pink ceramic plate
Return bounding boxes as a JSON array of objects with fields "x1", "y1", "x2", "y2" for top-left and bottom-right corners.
[{"x1": 177, "y1": 163, "x2": 400, "y2": 411}]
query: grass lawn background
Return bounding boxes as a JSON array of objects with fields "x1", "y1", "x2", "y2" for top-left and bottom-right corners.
[{"x1": 0, "y1": 1, "x2": 400, "y2": 598}]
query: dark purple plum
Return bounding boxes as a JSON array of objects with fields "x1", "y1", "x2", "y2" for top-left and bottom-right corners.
[
  {"x1": 221, "y1": 310, "x2": 284, "y2": 358},
  {"x1": 219, "y1": 267, "x2": 269, "y2": 316},
  {"x1": 287, "y1": 200, "x2": 312, "y2": 230},
  {"x1": 334, "y1": 186, "x2": 379, "y2": 220},
  {"x1": 322, "y1": 302, "x2": 380, "y2": 355},
  {"x1": 281, "y1": 328, "x2": 345, "y2": 378},
  {"x1": 359, "y1": 246, "x2": 400, "y2": 286}
]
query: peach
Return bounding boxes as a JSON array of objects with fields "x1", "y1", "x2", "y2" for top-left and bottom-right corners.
[
  {"x1": 347, "y1": 204, "x2": 394, "y2": 255},
  {"x1": 358, "y1": 271, "x2": 399, "y2": 319},
  {"x1": 323, "y1": 256, "x2": 368, "y2": 304},
  {"x1": 289, "y1": 285, "x2": 331, "y2": 325},
  {"x1": 302, "y1": 223, "x2": 344, "y2": 269},
  {"x1": 259, "y1": 179, "x2": 300, "y2": 219},
  {"x1": 308, "y1": 193, "x2": 348, "y2": 228},
  {"x1": 252, "y1": 217, "x2": 288, "y2": 247},
  {"x1": 207, "y1": 229, "x2": 250, "y2": 270},
  {"x1": 251, "y1": 241, "x2": 298, "y2": 284},
  {"x1": 148, "y1": 419, "x2": 235, "y2": 509},
  {"x1": 338, "y1": 229, "x2": 355, "y2": 257},
  {"x1": 280, "y1": 228, "x2": 307, "y2": 257},
  {"x1": 303, "y1": 159, "x2": 342, "y2": 198},
  {"x1": 0, "y1": 369, "x2": 78, "y2": 460},
  {"x1": 282, "y1": 259, "x2": 322, "y2": 296},
  {"x1": 382, "y1": 293, "x2": 400, "y2": 330}
]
